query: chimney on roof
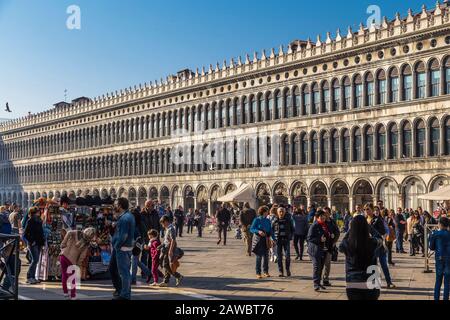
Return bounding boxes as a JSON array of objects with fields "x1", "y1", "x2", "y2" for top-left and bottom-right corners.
[
  {"x1": 289, "y1": 40, "x2": 309, "y2": 52},
  {"x1": 177, "y1": 69, "x2": 195, "y2": 81}
]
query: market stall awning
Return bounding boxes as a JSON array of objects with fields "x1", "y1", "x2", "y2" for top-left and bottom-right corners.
[
  {"x1": 217, "y1": 183, "x2": 256, "y2": 204},
  {"x1": 418, "y1": 185, "x2": 450, "y2": 201}
]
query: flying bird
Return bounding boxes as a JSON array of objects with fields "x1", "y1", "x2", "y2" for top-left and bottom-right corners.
[{"x1": 5, "y1": 102, "x2": 12, "y2": 112}]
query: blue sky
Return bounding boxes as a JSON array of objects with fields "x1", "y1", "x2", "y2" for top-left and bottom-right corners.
[{"x1": 0, "y1": 0, "x2": 437, "y2": 118}]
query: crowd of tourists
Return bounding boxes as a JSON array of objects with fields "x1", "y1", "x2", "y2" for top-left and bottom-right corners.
[
  {"x1": 1, "y1": 198, "x2": 449, "y2": 301},
  {"x1": 222, "y1": 201, "x2": 449, "y2": 301}
]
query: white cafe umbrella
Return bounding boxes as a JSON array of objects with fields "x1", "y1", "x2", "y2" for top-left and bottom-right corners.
[
  {"x1": 217, "y1": 183, "x2": 257, "y2": 208},
  {"x1": 418, "y1": 185, "x2": 450, "y2": 201}
]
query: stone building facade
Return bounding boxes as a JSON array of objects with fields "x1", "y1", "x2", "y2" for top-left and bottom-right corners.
[{"x1": 1, "y1": 3, "x2": 450, "y2": 213}]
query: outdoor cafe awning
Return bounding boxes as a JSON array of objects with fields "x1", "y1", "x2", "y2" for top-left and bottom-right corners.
[
  {"x1": 418, "y1": 185, "x2": 450, "y2": 201},
  {"x1": 217, "y1": 183, "x2": 257, "y2": 205}
]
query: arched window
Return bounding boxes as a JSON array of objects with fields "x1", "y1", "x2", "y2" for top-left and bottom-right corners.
[
  {"x1": 220, "y1": 102, "x2": 226, "y2": 128},
  {"x1": 242, "y1": 97, "x2": 249, "y2": 125},
  {"x1": 430, "y1": 118, "x2": 440, "y2": 157},
  {"x1": 402, "y1": 65, "x2": 413, "y2": 101},
  {"x1": 389, "y1": 67, "x2": 399, "y2": 103},
  {"x1": 214, "y1": 103, "x2": 220, "y2": 129},
  {"x1": 377, "y1": 70, "x2": 387, "y2": 105},
  {"x1": 257, "y1": 95, "x2": 263, "y2": 122},
  {"x1": 388, "y1": 124, "x2": 398, "y2": 159},
  {"x1": 415, "y1": 61, "x2": 426, "y2": 99},
  {"x1": 292, "y1": 87, "x2": 300, "y2": 117},
  {"x1": 322, "y1": 81, "x2": 330, "y2": 113},
  {"x1": 342, "y1": 129, "x2": 350, "y2": 162},
  {"x1": 249, "y1": 96, "x2": 256, "y2": 124},
  {"x1": 283, "y1": 136, "x2": 289, "y2": 166},
  {"x1": 227, "y1": 100, "x2": 233, "y2": 126},
  {"x1": 275, "y1": 91, "x2": 282, "y2": 120},
  {"x1": 445, "y1": 57, "x2": 450, "y2": 95},
  {"x1": 343, "y1": 77, "x2": 351, "y2": 110},
  {"x1": 332, "y1": 79, "x2": 340, "y2": 111},
  {"x1": 415, "y1": 120, "x2": 425, "y2": 158},
  {"x1": 331, "y1": 130, "x2": 339, "y2": 163},
  {"x1": 365, "y1": 73, "x2": 374, "y2": 106},
  {"x1": 266, "y1": 93, "x2": 273, "y2": 121},
  {"x1": 284, "y1": 89, "x2": 290, "y2": 119},
  {"x1": 293, "y1": 134, "x2": 299, "y2": 165},
  {"x1": 301, "y1": 133, "x2": 308, "y2": 164},
  {"x1": 235, "y1": 99, "x2": 241, "y2": 125},
  {"x1": 353, "y1": 128, "x2": 362, "y2": 162},
  {"x1": 302, "y1": 85, "x2": 310, "y2": 115},
  {"x1": 312, "y1": 83, "x2": 320, "y2": 114},
  {"x1": 429, "y1": 59, "x2": 440, "y2": 97},
  {"x1": 402, "y1": 122, "x2": 412, "y2": 158},
  {"x1": 376, "y1": 125, "x2": 386, "y2": 160},
  {"x1": 354, "y1": 74, "x2": 363, "y2": 108},
  {"x1": 311, "y1": 132, "x2": 318, "y2": 164},
  {"x1": 445, "y1": 117, "x2": 450, "y2": 155},
  {"x1": 321, "y1": 132, "x2": 329, "y2": 164},
  {"x1": 364, "y1": 127, "x2": 373, "y2": 161}
]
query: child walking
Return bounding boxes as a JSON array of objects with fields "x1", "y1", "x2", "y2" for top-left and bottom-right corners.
[{"x1": 148, "y1": 229, "x2": 161, "y2": 286}]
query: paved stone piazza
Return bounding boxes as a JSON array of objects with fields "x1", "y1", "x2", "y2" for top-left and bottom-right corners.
[{"x1": 17, "y1": 232, "x2": 436, "y2": 300}]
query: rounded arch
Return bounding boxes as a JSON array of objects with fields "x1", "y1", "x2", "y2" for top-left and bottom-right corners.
[
  {"x1": 149, "y1": 186, "x2": 159, "y2": 201},
  {"x1": 309, "y1": 180, "x2": 329, "y2": 208},
  {"x1": 375, "y1": 177, "x2": 399, "y2": 210},
  {"x1": 330, "y1": 179, "x2": 350, "y2": 213},
  {"x1": 210, "y1": 184, "x2": 222, "y2": 215},
  {"x1": 255, "y1": 182, "x2": 271, "y2": 207},
  {"x1": 137, "y1": 187, "x2": 147, "y2": 208},
  {"x1": 224, "y1": 183, "x2": 237, "y2": 195},
  {"x1": 171, "y1": 185, "x2": 182, "y2": 209},
  {"x1": 272, "y1": 181, "x2": 288, "y2": 205},
  {"x1": 290, "y1": 181, "x2": 308, "y2": 208},
  {"x1": 196, "y1": 185, "x2": 208, "y2": 212},
  {"x1": 352, "y1": 179, "x2": 374, "y2": 207},
  {"x1": 160, "y1": 186, "x2": 170, "y2": 207},
  {"x1": 401, "y1": 176, "x2": 427, "y2": 210},
  {"x1": 183, "y1": 185, "x2": 195, "y2": 211}
]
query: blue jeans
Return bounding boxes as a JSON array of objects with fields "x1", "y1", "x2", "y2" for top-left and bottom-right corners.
[
  {"x1": 276, "y1": 239, "x2": 291, "y2": 274},
  {"x1": 378, "y1": 249, "x2": 392, "y2": 285},
  {"x1": 395, "y1": 230, "x2": 404, "y2": 252},
  {"x1": 26, "y1": 244, "x2": 41, "y2": 280},
  {"x1": 131, "y1": 255, "x2": 151, "y2": 283},
  {"x1": 435, "y1": 259, "x2": 450, "y2": 301},
  {"x1": 110, "y1": 249, "x2": 132, "y2": 300},
  {"x1": 255, "y1": 252, "x2": 269, "y2": 275}
]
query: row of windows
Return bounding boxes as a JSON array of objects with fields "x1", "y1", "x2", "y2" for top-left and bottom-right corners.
[
  {"x1": 2, "y1": 117, "x2": 449, "y2": 186},
  {"x1": 1, "y1": 58, "x2": 450, "y2": 161}
]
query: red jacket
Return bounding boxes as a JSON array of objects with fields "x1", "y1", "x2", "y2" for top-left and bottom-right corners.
[{"x1": 149, "y1": 238, "x2": 161, "y2": 261}]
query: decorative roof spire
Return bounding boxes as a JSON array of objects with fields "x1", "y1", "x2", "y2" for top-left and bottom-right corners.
[{"x1": 335, "y1": 28, "x2": 342, "y2": 41}]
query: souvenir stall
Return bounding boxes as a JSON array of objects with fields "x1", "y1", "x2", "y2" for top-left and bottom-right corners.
[
  {"x1": 86, "y1": 205, "x2": 113, "y2": 280},
  {"x1": 35, "y1": 198, "x2": 64, "y2": 282}
]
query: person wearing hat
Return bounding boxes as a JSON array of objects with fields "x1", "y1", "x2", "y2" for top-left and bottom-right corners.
[{"x1": 60, "y1": 227, "x2": 97, "y2": 300}]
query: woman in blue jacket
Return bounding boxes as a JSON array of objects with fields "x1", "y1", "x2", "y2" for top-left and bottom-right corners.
[{"x1": 250, "y1": 206, "x2": 272, "y2": 279}]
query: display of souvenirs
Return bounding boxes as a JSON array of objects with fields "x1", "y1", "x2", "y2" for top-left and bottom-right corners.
[
  {"x1": 36, "y1": 204, "x2": 63, "y2": 281},
  {"x1": 73, "y1": 206, "x2": 95, "y2": 231}
]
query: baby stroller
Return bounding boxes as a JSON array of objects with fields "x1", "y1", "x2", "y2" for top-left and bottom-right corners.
[{"x1": 235, "y1": 227, "x2": 242, "y2": 240}]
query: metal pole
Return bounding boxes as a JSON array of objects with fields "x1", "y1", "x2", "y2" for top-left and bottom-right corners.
[
  {"x1": 424, "y1": 224, "x2": 431, "y2": 273},
  {"x1": 14, "y1": 235, "x2": 19, "y2": 300}
]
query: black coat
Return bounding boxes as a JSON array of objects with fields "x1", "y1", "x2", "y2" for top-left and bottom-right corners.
[
  {"x1": 272, "y1": 214, "x2": 295, "y2": 241},
  {"x1": 307, "y1": 222, "x2": 327, "y2": 258},
  {"x1": 217, "y1": 208, "x2": 231, "y2": 226},
  {"x1": 174, "y1": 209, "x2": 185, "y2": 226},
  {"x1": 24, "y1": 216, "x2": 45, "y2": 246},
  {"x1": 140, "y1": 209, "x2": 161, "y2": 242}
]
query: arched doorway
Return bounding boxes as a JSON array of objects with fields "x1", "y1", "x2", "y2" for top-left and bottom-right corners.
[
  {"x1": 291, "y1": 181, "x2": 307, "y2": 208},
  {"x1": 160, "y1": 186, "x2": 170, "y2": 207},
  {"x1": 196, "y1": 186, "x2": 208, "y2": 213},
  {"x1": 224, "y1": 184, "x2": 237, "y2": 195},
  {"x1": 403, "y1": 177, "x2": 426, "y2": 209},
  {"x1": 353, "y1": 180, "x2": 374, "y2": 207},
  {"x1": 273, "y1": 182, "x2": 288, "y2": 205},
  {"x1": 310, "y1": 181, "x2": 328, "y2": 208},
  {"x1": 149, "y1": 187, "x2": 158, "y2": 201},
  {"x1": 210, "y1": 185, "x2": 221, "y2": 215},
  {"x1": 109, "y1": 188, "x2": 117, "y2": 200},
  {"x1": 429, "y1": 176, "x2": 449, "y2": 212},
  {"x1": 184, "y1": 186, "x2": 195, "y2": 211},
  {"x1": 128, "y1": 188, "x2": 137, "y2": 208},
  {"x1": 138, "y1": 187, "x2": 147, "y2": 208},
  {"x1": 377, "y1": 178, "x2": 399, "y2": 210},
  {"x1": 171, "y1": 186, "x2": 181, "y2": 209},
  {"x1": 256, "y1": 183, "x2": 271, "y2": 207},
  {"x1": 331, "y1": 180, "x2": 349, "y2": 213}
]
